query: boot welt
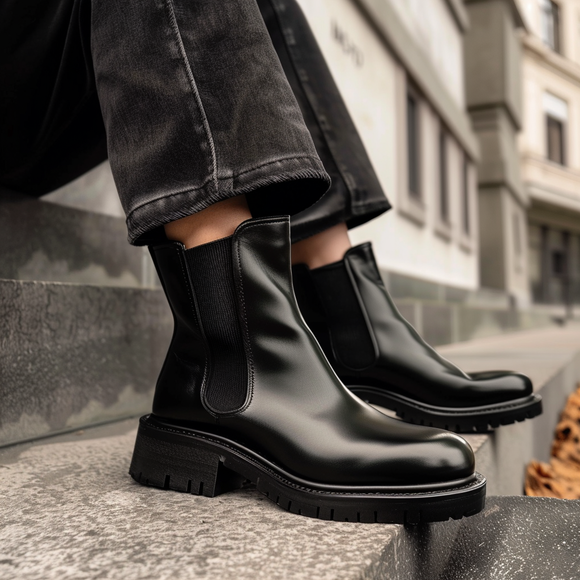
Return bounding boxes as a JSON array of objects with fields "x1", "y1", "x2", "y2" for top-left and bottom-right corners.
[
  {"x1": 129, "y1": 415, "x2": 486, "y2": 525},
  {"x1": 348, "y1": 386, "x2": 543, "y2": 433}
]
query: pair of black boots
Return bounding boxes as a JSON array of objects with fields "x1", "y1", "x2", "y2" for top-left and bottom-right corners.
[{"x1": 130, "y1": 217, "x2": 541, "y2": 524}]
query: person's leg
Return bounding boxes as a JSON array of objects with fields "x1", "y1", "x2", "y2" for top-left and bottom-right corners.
[
  {"x1": 290, "y1": 222, "x2": 350, "y2": 269},
  {"x1": 257, "y1": 0, "x2": 390, "y2": 245},
  {"x1": 91, "y1": 0, "x2": 330, "y2": 245},
  {"x1": 88, "y1": 0, "x2": 482, "y2": 521},
  {"x1": 262, "y1": 0, "x2": 541, "y2": 431},
  {"x1": 164, "y1": 196, "x2": 252, "y2": 249},
  {"x1": 0, "y1": 0, "x2": 331, "y2": 230}
]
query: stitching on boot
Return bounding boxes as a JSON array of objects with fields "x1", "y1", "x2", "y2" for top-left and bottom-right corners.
[
  {"x1": 232, "y1": 234, "x2": 256, "y2": 416},
  {"x1": 230, "y1": 218, "x2": 289, "y2": 415}
]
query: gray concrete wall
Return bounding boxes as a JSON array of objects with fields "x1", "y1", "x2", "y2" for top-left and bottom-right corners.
[
  {"x1": 464, "y1": 0, "x2": 523, "y2": 129},
  {"x1": 464, "y1": 0, "x2": 530, "y2": 304},
  {"x1": 0, "y1": 187, "x2": 171, "y2": 447},
  {"x1": 0, "y1": 279, "x2": 171, "y2": 446}
]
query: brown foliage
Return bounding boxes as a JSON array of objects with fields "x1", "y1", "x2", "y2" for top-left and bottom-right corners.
[{"x1": 525, "y1": 385, "x2": 580, "y2": 499}]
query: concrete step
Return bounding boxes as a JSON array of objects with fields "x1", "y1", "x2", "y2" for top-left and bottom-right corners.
[
  {"x1": 1, "y1": 325, "x2": 578, "y2": 578},
  {"x1": 0, "y1": 187, "x2": 156, "y2": 288},
  {"x1": 0, "y1": 184, "x2": 171, "y2": 446},
  {"x1": 0, "y1": 278, "x2": 171, "y2": 446},
  {"x1": 0, "y1": 419, "x2": 578, "y2": 580}
]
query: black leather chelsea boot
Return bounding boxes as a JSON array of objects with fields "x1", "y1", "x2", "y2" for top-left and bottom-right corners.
[
  {"x1": 130, "y1": 217, "x2": 485, "y2": 524},
  {"x1": 293, "y1": 243, "x2": 542, "y2": 433}
]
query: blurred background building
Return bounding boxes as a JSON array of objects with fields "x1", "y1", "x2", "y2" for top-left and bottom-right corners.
[
  {"x1": 518, "y1": 0, "x2": 580, "y2": 310},
  {"x1": 293, "y1": 0, "x2": 580, "y2": 343}
]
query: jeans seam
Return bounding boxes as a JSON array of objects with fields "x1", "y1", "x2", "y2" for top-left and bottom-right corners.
[
  {"x1": 124, "y1": 154, "x2": 324, "y2": 222},
  {"x1": 163, "y1": 0, "x2": 218, "y2": 193}
]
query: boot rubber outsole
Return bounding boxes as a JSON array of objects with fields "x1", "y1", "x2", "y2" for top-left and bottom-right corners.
[
  {"x1": 347, "y1": 387, "x2": 543, "y2": 433},
  {"x1": 129, "y1": 415, "x2": 486, "y2": 525}
]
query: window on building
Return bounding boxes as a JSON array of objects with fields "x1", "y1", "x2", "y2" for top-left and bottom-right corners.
[
  {"x1": 547, "y1": 116, "x2": 565, "y2": 164},
  {"x1": 529, "y1": 223, "x2": 542, "y2": 302},
  {"x1": 543, "y1": 92, "x2": 567, "y2": 165},
  {"x1": 438, "y1": 128, "x2": 449, "y2": 222},
  {"x1": 462, "y1": 155, "x2": 470, "y2": 235},
  {"x1": 407, "y1": 91, "x2": 421, "y2": 200},
  {"x1": 540, "y1": 0, "x2": 561, "y2": 53},
  {"x1": 552, "y1": 249, "x2": 567, "y2": 277}
]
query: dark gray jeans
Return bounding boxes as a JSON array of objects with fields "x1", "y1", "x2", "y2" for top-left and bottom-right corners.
[{"x1": 0, "y1": 0, "x2": 389, "y2": 245}]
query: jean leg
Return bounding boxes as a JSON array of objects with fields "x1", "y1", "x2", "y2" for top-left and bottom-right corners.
[
  {"x1": 91, "y1": 0, "x2": 330, "y2": 245},
  {"x1": 257, "y1": 0, "x2": 391, "y2": 242}
]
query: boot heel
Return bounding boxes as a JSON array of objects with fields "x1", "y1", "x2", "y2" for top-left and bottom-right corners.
[{"x1": 129, "y1": 419, "x2": 245, "y2": 497}]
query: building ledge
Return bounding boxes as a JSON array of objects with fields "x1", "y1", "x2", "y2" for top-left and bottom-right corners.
[
  {"x1": 522, "y1": 33, "x2": 580, "y2": 83},
  {"x1": 522, "y1": 153, "x2": 580, "y2": 213},
  {"x1": 526, "y1": 181, "x2": 580, "y2": 215}
]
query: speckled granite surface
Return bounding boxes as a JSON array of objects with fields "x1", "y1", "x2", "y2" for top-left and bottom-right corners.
[
  {"x1": 0, "y1": 421, "x2": 578, "y2": 580},
  {"x1": 404, "y1": 495, "x2": 580, "y2": 580},
  {"x1": 0, "y1": 280, "x2": 171, "y2": 446},
  {"x1": 0, "y1": 422, "x2": 399, "y2": 580}
]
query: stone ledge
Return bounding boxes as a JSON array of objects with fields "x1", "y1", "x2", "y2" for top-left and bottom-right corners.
[
  {"x1": 0, "y1": 419, "x2": 577, "y2": 580},
  {"x1": 0, "y1": 279, "x2": 171, "y2": 446},
  {"x1": 439, "y1": 323, "x2": 580, "y2": 495}
]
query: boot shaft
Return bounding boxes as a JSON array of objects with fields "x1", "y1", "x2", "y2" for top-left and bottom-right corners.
[
  {"x1": 293, "y1": 243, "x2": 388, "y2": 372},
  {"x1": 149, "y1": 217, "x2": 306, "y2": 419}
]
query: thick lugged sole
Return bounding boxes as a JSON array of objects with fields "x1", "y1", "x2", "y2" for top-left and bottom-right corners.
[
  {"x1": 348, "y1": 386, "x2": 543, "y2": 433},
  {"x1": 129, "y1": 415, "x2": 486, "y2": 525}
]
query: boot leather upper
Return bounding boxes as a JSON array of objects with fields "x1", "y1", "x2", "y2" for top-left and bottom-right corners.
[
  {"x1": 149, "y1": 217, "x2": 475, "y2": 487},
  {"x1": 300, "y1": 243, "x2": 533, "y2": 408}
]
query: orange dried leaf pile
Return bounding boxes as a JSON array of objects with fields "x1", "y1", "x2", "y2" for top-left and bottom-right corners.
[{"x1": 525, "y1": 385, "x2": 580, "y2": 499}]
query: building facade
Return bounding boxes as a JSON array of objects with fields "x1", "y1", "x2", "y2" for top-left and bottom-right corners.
[
  {"x1": 518, "y1": 0, "x2": 580, "y2": 308},
  {"x1": 295, "y1": 0, "x2": 481, "y2": 291}
]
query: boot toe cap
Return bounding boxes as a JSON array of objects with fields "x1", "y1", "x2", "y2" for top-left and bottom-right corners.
[
  {"x1": 405, "y1": 429, "x2": 475, "y2": 485},
  {"x1": 469, "y1": 370, "x2": 533, "y2": 402},
  {"x1": 361, "y1": 423, "x2": 476, "y2": 486}
]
